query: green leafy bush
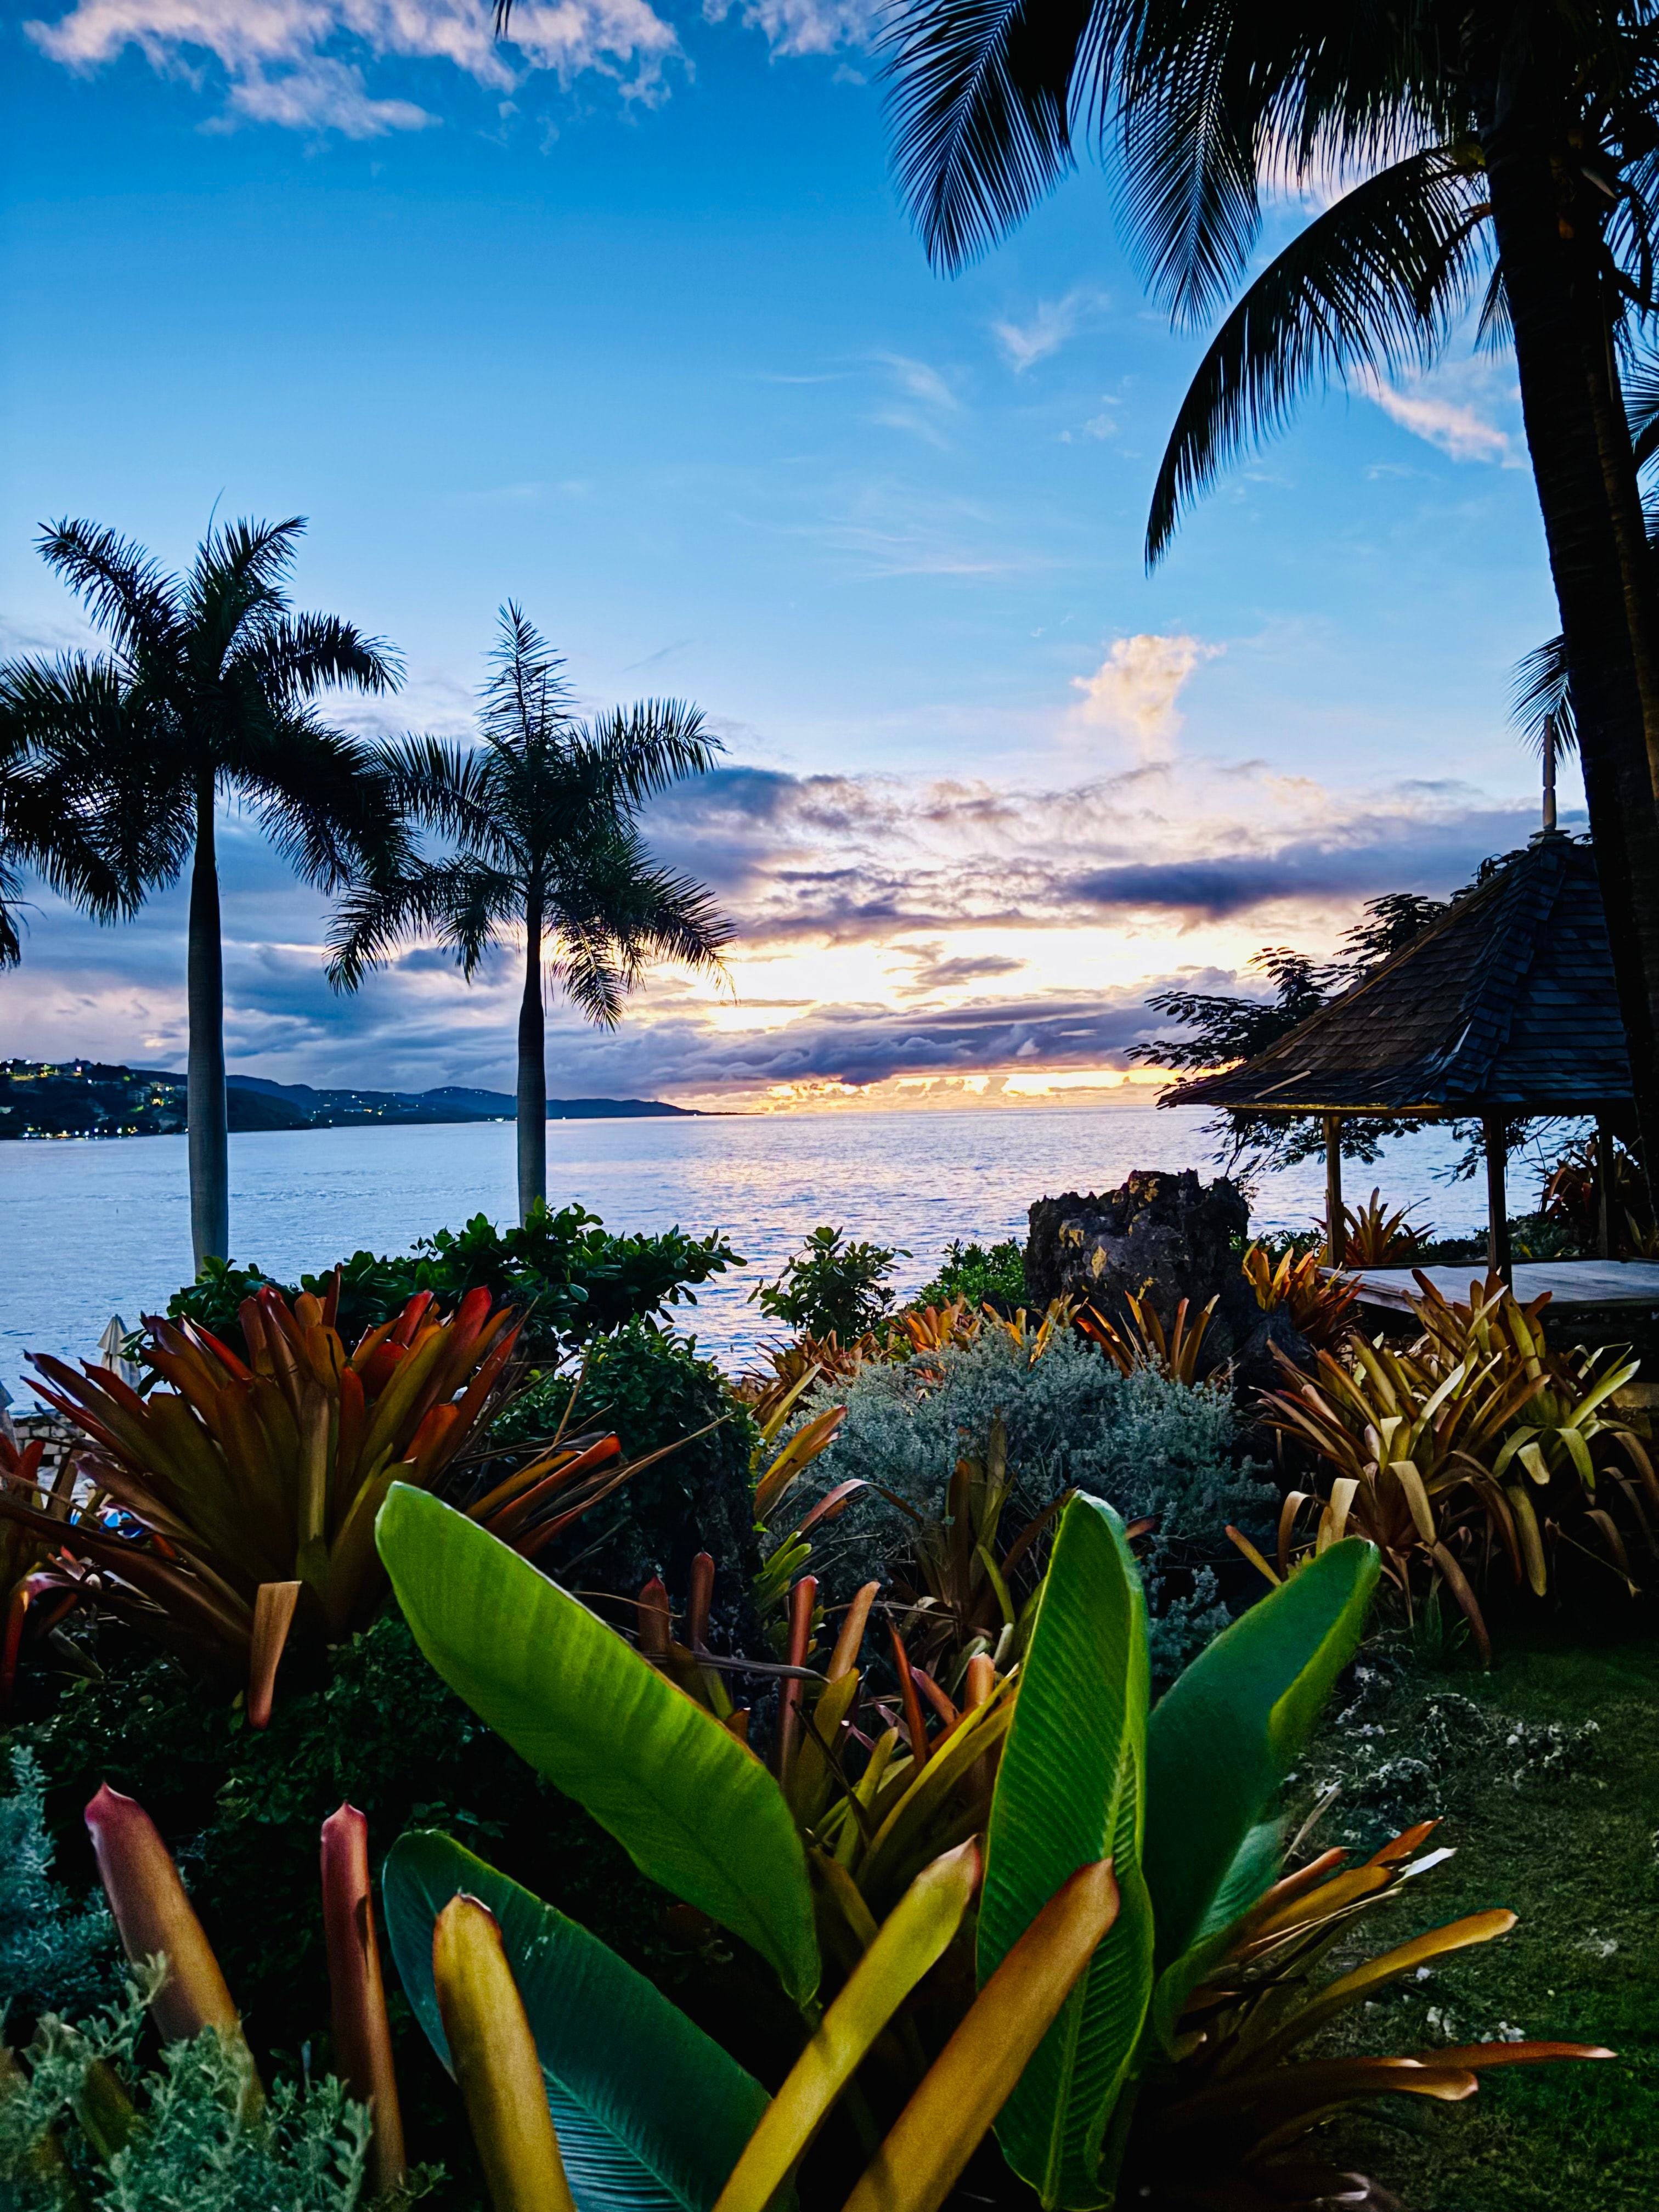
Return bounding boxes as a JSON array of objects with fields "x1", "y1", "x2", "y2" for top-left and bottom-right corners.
[
  {"x1": 0, "y1": 1979, "x2": 371, "y2": 2212},
  {"x1": 498, "y1": 1321, "x2": 763, "y2": 1627},
  {"x1": 912, "y1": 1236, "x2": 1027, "y2": 1313},
  {"x1": 747, "y1": 1224, "x2": 906, "y2": 1341},
  {"x1": 0, "y1": 1746, "x2": 114, "y2": 2027},
  {"x1": 787, "y1": 1328, "x2": 1277, "y2": 1680},
  {"x1": 166, "y1": 1203, "x2": 744, "y2": 1363},
  {"x1": 4, "y1": 1614, "x2": 670, "y2": 2191}
]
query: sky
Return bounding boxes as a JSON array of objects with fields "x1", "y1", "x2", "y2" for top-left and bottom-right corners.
[{"x1": 0, "y1": 0, "x2": 1582, "y2": 1110}]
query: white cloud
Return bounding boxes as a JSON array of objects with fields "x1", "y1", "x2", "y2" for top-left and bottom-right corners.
[
  {"x1": 867, "y1": 354, "x2": 962, "y2": 447},
  {"x1": 1357, "y1": 364, "x2": 1519, "y2": 465},
  {"x1": 992, "y1": 287, "x2": 1104, "y2": 374},
  {"x1": 26, "y1": 0, "x2": 682, "y2": 132},
  {"x1": 702, "y1": 0, "x2": 878, "y2": 57},
  {"x1": 1069, "y1": 633, "x2": 1222, "y2": 760}
]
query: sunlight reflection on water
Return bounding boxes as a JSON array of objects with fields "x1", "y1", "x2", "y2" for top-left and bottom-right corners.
[{"x1": 0, "y1": 1104, "x2": 1491, "y2": 1402}]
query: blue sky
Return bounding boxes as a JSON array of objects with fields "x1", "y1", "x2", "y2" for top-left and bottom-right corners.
[{"x1": 0, "y1": 1, "x2": 1578, "y2": 1107}]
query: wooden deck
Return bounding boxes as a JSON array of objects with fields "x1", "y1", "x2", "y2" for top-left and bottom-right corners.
[{"x1": 1352, "y1": 1260, "x2": 1659, "y2": 1314}]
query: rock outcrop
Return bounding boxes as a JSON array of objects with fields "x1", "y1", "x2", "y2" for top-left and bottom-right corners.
[{"x1": 1024, "y1": 1168, "x2": 1311, "y2": 1390}]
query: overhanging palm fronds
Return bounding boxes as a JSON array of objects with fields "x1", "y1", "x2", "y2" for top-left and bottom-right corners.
[
  {"x1": 1146, "y1": 142, "x2": 1488, "y2": 561},
  {"x1": 883, "y1": 0, "x2": 1093, "y2": 273}
]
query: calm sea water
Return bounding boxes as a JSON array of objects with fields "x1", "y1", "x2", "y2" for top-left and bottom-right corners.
[{"x1": 0, "y1": 1104, "x2": 1490, "y2": 1405}]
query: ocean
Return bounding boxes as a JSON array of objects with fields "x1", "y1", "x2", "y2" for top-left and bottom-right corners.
[{"x1": 0, "y1": 1103, "x2": 1491, "y2": 1405}]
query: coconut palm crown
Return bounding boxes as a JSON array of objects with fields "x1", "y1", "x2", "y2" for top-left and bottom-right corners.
[
  {"x1": 0, "y1": 516, "x2": 407, "y2": 1267},
  {"x1": 883, "y1": 0, "x2": 1659, "y2": 1191},
  {"x1": 327, "y1": 606, "x2": 732, "y2": 1223}
]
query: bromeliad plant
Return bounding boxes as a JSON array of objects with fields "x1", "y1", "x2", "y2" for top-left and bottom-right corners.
[
  {"x1": 1333, "y1": 1190, "x2": 1432, "y2": 1267},
  {"x1": 1240, "y1": 1243, "x2": 1359, "y2": 1352},
  {"x1": 1, "y1": 1434, "x2": 88, "y2": 1708},
  {"x1": 367, "y1": 1481, "x2": 1606, "y2": 2211},
  {"x1": 2, "y1": 1282, "x2": 521, "y2": 1716},
  {"x1": 1258, "y1": 1273, "x2": 1659, "y2": 1652},
  {"x1": 1077, "y1": 1292, "x2": 1218, "y2": 1385}
]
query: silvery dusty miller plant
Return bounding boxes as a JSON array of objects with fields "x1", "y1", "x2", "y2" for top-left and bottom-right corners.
[{"x1": 785, "y1": 1328, "x2": 1277, "y2": 1678}]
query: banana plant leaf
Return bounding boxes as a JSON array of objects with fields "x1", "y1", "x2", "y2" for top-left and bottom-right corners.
[
  {"x1": 1143, "y1": 1538, "x2": 1379, "y2": 1980},
  {"x1": 376, "y1": 1486, "x2": 820, "y2": 2004},
  {"x1": 978, "y1": 1496, "x2": 1154, "y2": 2210},
  {"x1": 385, "y1": 1831, "x2": 769, "y2": 2212}
]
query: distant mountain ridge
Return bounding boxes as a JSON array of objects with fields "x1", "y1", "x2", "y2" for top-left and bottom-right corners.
[{"x1": 0, "y1": 1059, "x2": 698, "y2": 1138}]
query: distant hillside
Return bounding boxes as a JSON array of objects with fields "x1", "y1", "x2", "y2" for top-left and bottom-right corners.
[{"x1": 0, "y1": 1060, "x2": 699, "y2": 1138}]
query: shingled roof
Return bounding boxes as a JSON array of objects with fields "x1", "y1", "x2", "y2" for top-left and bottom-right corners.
[{"x1": 1168, "y1": 832, "x2": 1631, "y2": 1119}]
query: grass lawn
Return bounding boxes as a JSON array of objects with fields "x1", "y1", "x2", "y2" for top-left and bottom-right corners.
[{"x1": 1288, "y1": 1626, "x2": 1658, "y2": 2210}]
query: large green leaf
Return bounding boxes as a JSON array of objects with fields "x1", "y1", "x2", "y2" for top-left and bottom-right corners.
[
  {"x1": 1143, "y1": 1538, "x2": 1379, "y2": 1971},
  {"x1": 977, "y1": 1496, "x2": 1155, "y2": 2210},
  {"x1": 376, "y1": 1484, "x2": 819, "y2": 2003},
  {"x1": 385, "y1": 1831, "x2": 769, "y2": 2212}
]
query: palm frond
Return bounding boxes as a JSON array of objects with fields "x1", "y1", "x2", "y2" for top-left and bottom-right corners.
[
  {"x1": 378, "y1": 732, "x2": 513, "y2": 857},
  {"x1": 247, "y1": 613, "x2": 404, "y2": 701},
  {"x1": 325, "y1": 855, "x2": 517, "y2": 991},
  {"x1": 883, "y1": 0, "x2": 1094, "y2": 273},
  {"x1": 1146, "y1": 143, "x2": 1487, "y2": 564},
  {"x1": 185, "y1": 516, "x2": 304, "y2": 683},
  {"x1": 36, "y1": 518, "x2": 183, "y2": 670},
  {"x1": 236, "y1": 713, "x2": 414, "y2": 893},
  {"x1": 482, "y1": 602, "x2": 577, "y2": 754},
  {"x1": 1108, "y1": 2, "x2": 1451, "y2": 328},
  {"x1": 0, "y1": 655, "x2": 190, "y2": 905},
  {"x1": 1626, "y1": 345, "x2": 1659, "y2": 473},
  {"x1": 1510, "y1": 636, "x2": 1578, "y2": 759},
  {"x1": 582, "y1": 698, "x2": 723, "y2": 806}
]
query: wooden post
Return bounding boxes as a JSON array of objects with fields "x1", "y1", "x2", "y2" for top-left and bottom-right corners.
[
  {"x1": 1483, "y1": 1113, "x2": 1511, "y2": 1283},
  {"x1": 1324, "y1": 1114, "x2": 1346, "y2": 1265},
  {"x1": 1596, "y1": 1118, "x2": 1616, "y2": 1260}
]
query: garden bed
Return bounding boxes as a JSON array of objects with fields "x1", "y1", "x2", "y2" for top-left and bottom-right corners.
[{"x1": 1295, "y1": 1630, "x2": 1658, "y2": 2210}]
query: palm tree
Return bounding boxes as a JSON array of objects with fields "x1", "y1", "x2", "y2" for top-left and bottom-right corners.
[
  {"x1": 883, "y1": 1, "x2": 1659, "y2": 1189},
  {"x1": 0, "y1": 709, "x2": 153, "y2": 966},
  {"x1": 0, "y1": 516, "x2": 407, "y2": 1268},
  {"x1": 327, "y1": 606, "x2": 732, "y2": 1223}
]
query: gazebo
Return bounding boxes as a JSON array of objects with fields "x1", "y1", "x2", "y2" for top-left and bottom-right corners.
[{"x1": 1166, "y1": 831, "x2": 1655, "y2": 1312}]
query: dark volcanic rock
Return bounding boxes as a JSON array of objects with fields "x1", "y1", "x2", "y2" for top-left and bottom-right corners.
[{"x1": 1025, "y1": 1168, "x2": 1310, "y2": 1389}]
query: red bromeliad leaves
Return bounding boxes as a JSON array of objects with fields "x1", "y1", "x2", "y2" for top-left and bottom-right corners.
[
  {"x1": 320, "y1": 1804, "x2": 407, "y2": 2192},
  {"x1": 4, "y1": 1290, "x2": 522, "y2": 1707},
  {"x1": 85, "y1": 1784, "x2": 259, "y2": 2102}
]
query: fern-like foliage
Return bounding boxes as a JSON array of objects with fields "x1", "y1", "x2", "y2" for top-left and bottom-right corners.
[
  {"x1": 0, "y1": 1978, "x2": 373, "y2": 2212},
  {"x1": 0, "y1": 1746, "x2": 115, "y2": 2025}
]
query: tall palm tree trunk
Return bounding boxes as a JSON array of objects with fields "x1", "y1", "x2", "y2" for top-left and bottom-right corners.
[
  {"x1": 186, "y1": 775, "x2": 230, "y2": 1269},
  {"x1": 517, "y1": 884, "x2": 548, "y2": 1223},
  {"x1": 1484, "y1": 98, "x2": 1659, "y2": 1192}
]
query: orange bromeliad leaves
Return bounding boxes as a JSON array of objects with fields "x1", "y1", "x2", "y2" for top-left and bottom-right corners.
[{"x1": 5, "y1": 1285, "x2": 520, "y2": 1703}]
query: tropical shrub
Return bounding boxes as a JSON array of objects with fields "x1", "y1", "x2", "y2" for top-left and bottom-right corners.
[
  {"x1": 748, "y1": 1225, "x2": 907, "y2": 1342},
  {"x1": 1336, "y1": 1188, "x2": 1434, "y2": 1266},
  {"x1": 372, "y1": 1485, "x2": 1605, "y2": 2211},
  {"x1": 168, "y1": 1202, "x2": 744, "y2": 1366},
  {"x1": 1240, "y1": 1242, "x2": 1359, "y2": 1350},
  {"x1": 2, "y1": 1433, "x2": 84, "y2": 1708},
  {"x1": 0, "y1": 1745, "x2": 114, "y2": 2025},
  {"x1": 912, "y1": 1238, "x2": 1027, "y2": 1313},
  {"x1": 783, "y1": 1324, "x2": 1277, "y2": 1681},
  {"x1": 4, "y1": 1610, "x2": 671, "y2": 2191},
  {"x1": 1077, "y1": 1290, "x2": 1218, "y2": 1384},
  {"x1": 490, "y1": 1321, "x2": 762, "y2": 1624},
  {"x1": 1257, "y1": 1274, "x2": 1659, "y2": 1655},
  {"x1": 11, "y1": 1284, "x2": 520, "y2": 1712},
  {"x1": 0, "y1": 1979, "x2": 374, "y2": 2212}
]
